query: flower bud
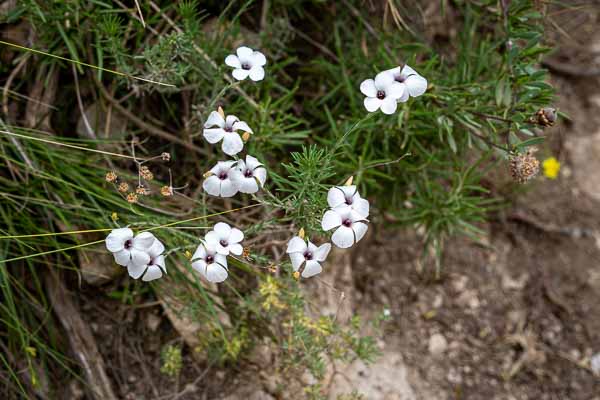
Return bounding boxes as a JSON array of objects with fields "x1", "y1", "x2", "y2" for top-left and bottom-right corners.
[{"x1": 529, "y1": 107, "x2": 557, "y2": 127}]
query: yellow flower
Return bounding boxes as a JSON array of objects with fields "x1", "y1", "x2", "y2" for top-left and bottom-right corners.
[{"x1": 542, "y1": 157, "x2": 560, "y2": 179}]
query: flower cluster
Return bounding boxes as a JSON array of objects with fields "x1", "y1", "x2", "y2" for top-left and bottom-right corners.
[
  {"x1": 321, "y1": 185, "x2": 369, "y2": 248},
  {"x1": 105, "y1": 228, "x2": 166, "y2": 281},
  {"x1": 202, "y1": 155, "x2": 267, "y2": 198},
  {"x1": 191, "y1": 222, "x2": 244, "y2": 283},
  {"x1": 360, "y1": 64, "x2": 427, "y2": 114}
]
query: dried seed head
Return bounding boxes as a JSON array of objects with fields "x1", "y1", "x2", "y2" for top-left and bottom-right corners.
[
  {"x1": 529, "y1": 107, "x2": 557, "y2": 127},
  {"x1": 242, "y1": 247, "x2": 251, "y2": 259},
  {"x1": 509, "y1": 149, "x2": 540, "y2": 184},
  {"x1": 242, "y1": 131, "x2": 251, "y2": 142},
  {"x1": 161, "y1": 186, "x2": 173, "y2": 196},
  {"x1": 118, "y1": 182, "x2": 130, "y2": 193},
  {"x1": 105, "y1": 171, "x2": 118, "y2": 183},
  {"x1": 126, "y1": 192, "x2": 139, "y2": 203},
  {"x1": 161, "y1": 152, "x2": 171, "y2": 162},
  {"x1": 140, "y1": 166, "x2": 154, "y2": 181},
  {"x1": 136, "y1": 185, "x2": 150, "y2": 195}
]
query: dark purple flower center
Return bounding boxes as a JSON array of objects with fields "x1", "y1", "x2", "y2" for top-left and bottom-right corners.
[
  {"x1": 224, "y1": 125, "x2": 233, "y2": 132},
  {"x1": 124, "y1": 239, "x2": 133, "y2": 249},
  {"x1": 395, "y1": 74, "x2": 406, "y2": 83},
  {"x1": 303, "y1": 251, "x2": 313, "y2": 260},
  {"x1": 376, "y1": 90, "x2": 386, "y2": 100},
  {"x1": 206, "y1": 255, "x2": 214, "y2": 263},
  {"x1": 342, "y1": 218, "x2": 352, "y2": 227},
  {"x1": 219, "y1": 239, "x2": 228, "y2": 247},
  {"x1": 218, "y1": 171, "x2": 228, "y2": 180},
  {"x1": 242, "y1": 63, "x2": 251, "y2": 70},
  {"x1": 148, "y1": 257, "x2": 155, "y2": 266},
  {"x1": 345, "y1": 196, "x2": 353, "y2": 205},
  {"x1": 244, "y1": 169, "x2": 253, "y2": 178}
]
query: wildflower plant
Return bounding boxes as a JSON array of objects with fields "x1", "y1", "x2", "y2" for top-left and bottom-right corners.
[{"x1": 0, "y1": 0, "x2": 559, "y2": 397}]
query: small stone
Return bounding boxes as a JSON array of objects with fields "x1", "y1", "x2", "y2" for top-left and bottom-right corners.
[
  {"x1": 591, "y1": 353, "x2": 600, "y2": 374},
  {"x1": 428, "y1": 333, "x2": 448, "y2": 356}
]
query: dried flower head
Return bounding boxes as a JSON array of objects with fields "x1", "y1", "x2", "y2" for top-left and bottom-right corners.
[
  {"x1": 136, "y1": 185, "x2": 150, "y2": 196},
  {"x1": 105, "y1": 171, "x2": 118, "y2": 182},
  {"x1": 118, "y1": 182, "x2": 130, "y2": 193},
  {"x1": 242, "y1": 247, "x2": 251, "y2": 259},
  {"x1": 126, "y1": 192, "x2": 139, "y2": 203},
  {"x1": 529, "y1": 107, "x2": 557, "y2": 127},
  {"x1": 140, "y1": 166, "x2": 154, "y2": 181},
  {"x1": 509, "y1": 149, "x2": 540, "y2": 184},
  {"x1": 160, "y1": 186, "x2": 173, "y2": 196},
  {"x1": 161, "y1": 152, "x2": 171, "y2": 162}
]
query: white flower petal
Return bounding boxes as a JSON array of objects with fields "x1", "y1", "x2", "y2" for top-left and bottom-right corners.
[
  {"x1": 254, "y1": 167, "x2": 267, "y2": 187},
  {"x1": 219, "y1": 179, "x2": 238, "y2": 197},
  {"x1": 232, "y1": 120, "x2": 253, "y2": 133},
  {"x1": 374, "y1": 71, "x2": 394, "y2": 90},
  {"x1": 286, "y1": 236, "x2": 307, "y2": 254},
  {"x1": 232, "y1": 68, "x2": 250, "y2": 81},
  {"x1": 385, "y1": 66, "x2": 401, "y2": 78},
  {"x1": 148, "y1": 239, "x2": 165, "y2": 258},
  {"x1": 386, "y1": 82, "x2": 405, "y2": 100},
  {"x1": 221, "y1": 132, "x2": 244, "y2": 156},
  {"x1": 405, "y1": 75, "x2": 428, "y2": 97},
  {"x1": 321, "y1": 210, "x2": 342, "y2": 231},
  {"x1": 353, "y1": 221, "x2": 368, "y2": 243},
  {"x1": 202, "y1": 175, "x2": 221, "y2": 197},
  {"x1": 203, "y1": 128, "x2": 226, "y2": 144},
  {"x1": 238, "y1": 177, "x2": 259, "y2": 193},
  {"x1": 302, "y1": 260, "x2": 322, "y2": 278},
  {"x1": 130, "y1": 248, "x2": 150, "y2": 267},
  {"x1": 133, "y1": 232, "x2": 155, "y2": 249},
  {"x1": 252, "y1": 51, "x2": 267, "y2": 66},
  {"x1": 289, "y1": 252, "x2": 305, "y2": 271},
  {"x1": 331, "y1": 226, "x2": 355, "y2": 248},
  {"x1": 142, "y1": 265, "x2": 164, "y2": 281},
  {"x1": 229, "y1": 227, "x2": 244, "y2": 244},
  {"x1": 205, "y1": 262, "x2": 228, "y2": 283},
  {"x1": 105, "y1": 228, "x2": 133, "y2": 252},
  {"x1": 307, "y1": 241, "x2": 318, "y2": 253},
  {"x1": 249, "y1": 66, "x2": 265, "y2": 81},
  {"x1": 225, "y1": 115, "x2": 239, "y2": 126},
  {"x1": 314, "y1": 243, "x2": 331, "y2": 262},
  {"x1": 397, "y1": 88, "x2": 410, "y2": 103},
  {"x1": 401, "y1": 65, "x2": 418, "y2": 77},
  {"x1": 204, "y1": 231, "x2": 220, "y2": 246},
  {"x1": 229, "y1": 243, "x2": 243, "y2": 256},
  {"x1": 127, "y1": 262, "x2": 146, "y2": 279},
  {"x1": 364, "y1": 97, "x2": 381, "y2": 112},
  {"x1": 204, "y1": 111, "x2": 225, "y2": 128},
  {"x1": 225, "y1": 54, "x2": 241, "y2": 69},
  {"x1": 245, "y1": 155, "x2": 261, "y2": 169},
  {"x1": 192, "y1": 244, "x2": 207, "y2": 262},
  {"x1": 353, "y1": 197, "x2": 370, "y2": 218},
  {"x1": 213, "y1": 222, "x2": 232, "y2": 239},
  {"x1": 236, "y1": 46, "x2": 254, "y2": 61},
  {"x1": 359, "y1": 79, "x2": 377, "y2": 97},
  {"x1": 215, "y1": 254, "x2": 228, "y2": 267},
  {"x1": 191, "y1": 259, "x2": 207, "y2": 274},
  {"x1": 113, "y1": 249, "x2": 131, "y2": 266},
  {"x1": 327, "y1": 187, "x2": 347, "y2": 208},
  {"x1": 154, "y1": 255, "x2": 166, "y2": 273},
  {"x1": 380, "y1": 97, "x2": 398, "y2": 115}
]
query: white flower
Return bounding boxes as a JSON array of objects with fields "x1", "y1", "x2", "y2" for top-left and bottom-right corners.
[
  {"x1": 191, "y1": 241, "x2": 229, "y2": 283},
  {"x1": 321, "y1": 207, "x2": 369, "y2": 249},
  {"x1": 225, "y1": 46, "x2": 266, "y2": 82},
  {"x1": 327, "y1": 185, "x2": 369, "y2": 219},
  {"x1": 127, "y1": 238, "x2": 167, "y2": 281},
  {"x1": 360, "y1": 71, "x2": 405, "y2": 114},
  {"x1": 203, "y1": 160, "x2": 243, "y2": 198},
  {"x1": 231, "y1": 155, "x2": 267, "y2": 194},
  {"x1": 205, "y1": 222, "x2": 244, "y2": 256},
  {"x1": 285, "y1": 236, "x2": 331, "y2": 278},
  {"x1": 383, "y1": 65, "x2": 428, "y2": 102},
  {"x1": 203, "y1": 111, "x2": 253, "y2": 156},
  {"x1": 105, "y1": 228, "x2": 155, "y2": 267}
]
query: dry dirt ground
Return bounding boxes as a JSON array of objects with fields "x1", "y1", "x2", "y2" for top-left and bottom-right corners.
[{"x1": 46, "y1": 4, "x2": 600, "y2": 400}]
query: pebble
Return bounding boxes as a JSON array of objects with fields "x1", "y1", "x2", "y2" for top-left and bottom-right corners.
[
  {"x1": 591, "y1": 352, "x2": 600, "y2": 374},
  {"x1": 428, "y1": 333, "x2": 448, "y2": 356}
]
